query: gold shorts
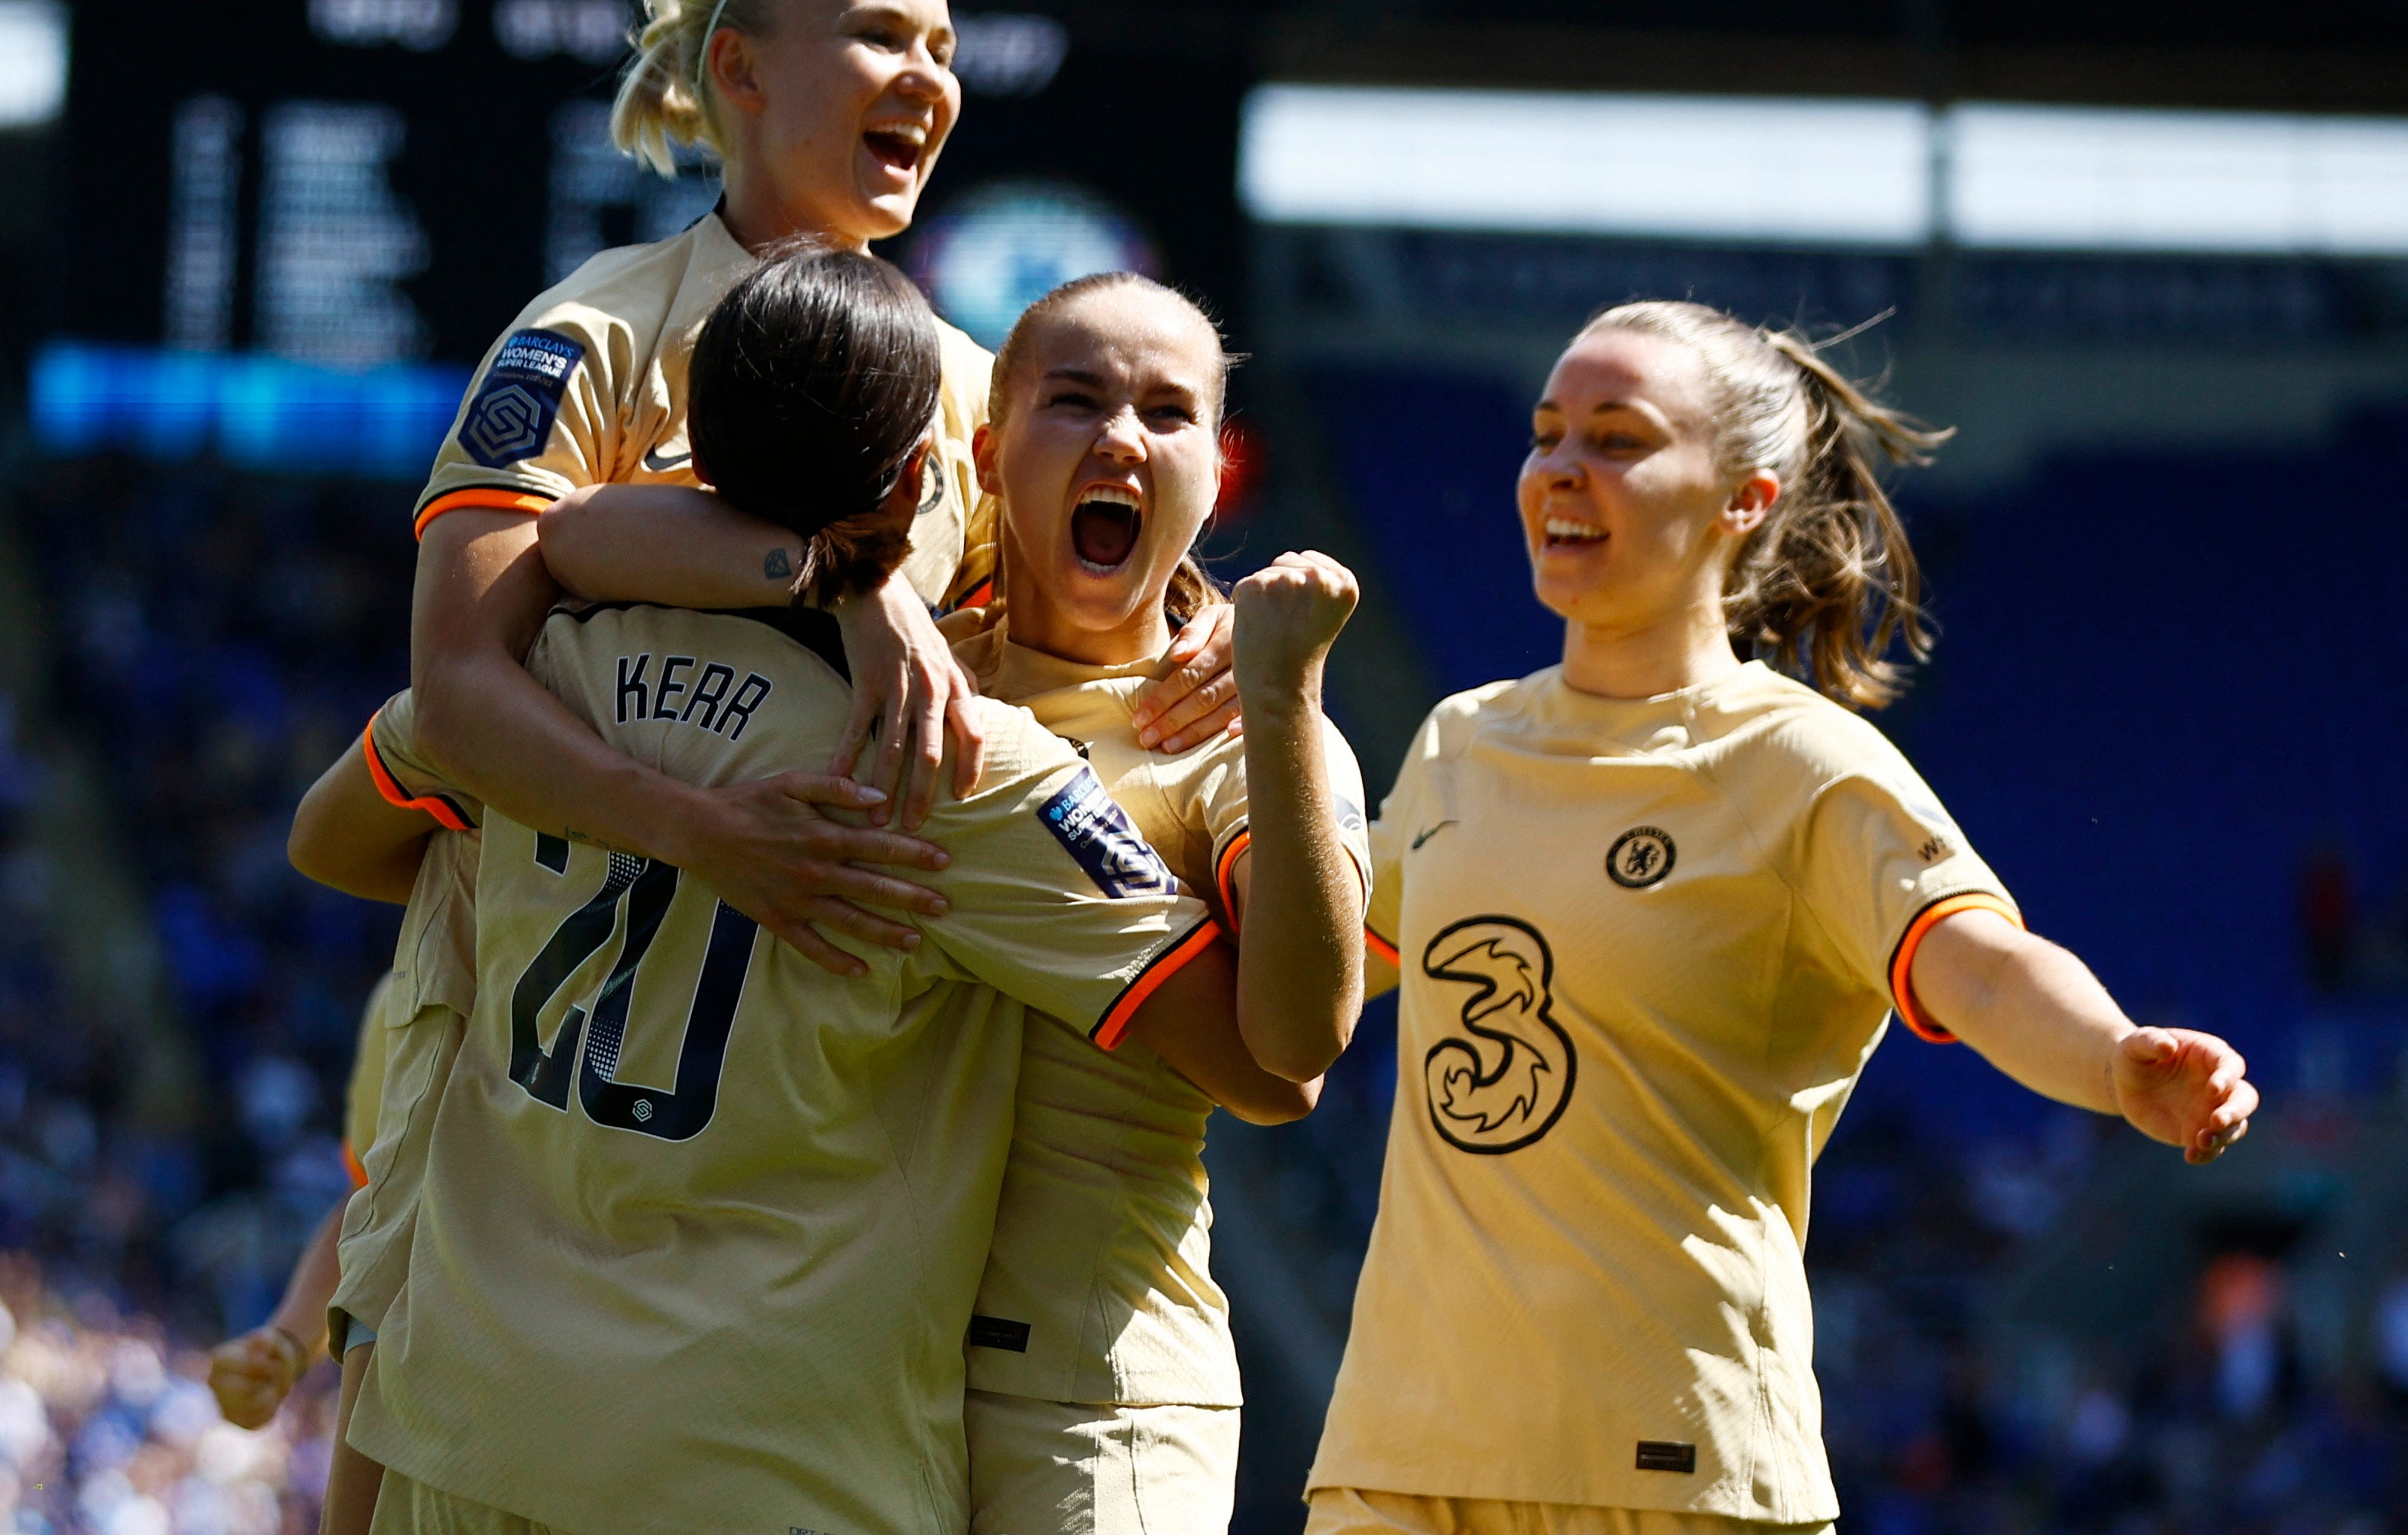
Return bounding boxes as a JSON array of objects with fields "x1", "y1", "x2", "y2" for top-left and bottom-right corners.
[
  {"x1": 1304, "y1": 1488, "x2": 1834, "y2": 1535},
  {"x1": 966, "y1": 1389, "x2": 1240, "y2": 1535},
  {"x1": 367, "y1": 1472, "x2": 574, "y2": 1535}
]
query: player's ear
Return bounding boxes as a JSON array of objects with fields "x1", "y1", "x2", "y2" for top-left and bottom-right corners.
[
  {"x1": 879, "y1": 437, "x2": 933, "y2": 521},
  {"x1": 971, "y1": 423, "x2": 999, "y2": 496}
]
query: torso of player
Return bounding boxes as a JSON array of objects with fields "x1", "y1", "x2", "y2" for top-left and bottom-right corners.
[
  {"x1": 954, "y1": 623, "x2": 1238, "y2": 1407},
  {"x1": 1314, "y1": 662, "x2": 2010, "y2": 1521},
  {"x1": 418, "y1": 212, "x2": 994, "y2": 609},
  {"x1": 355, "y1": 606, "x2": 1026, "y2": 1535}
]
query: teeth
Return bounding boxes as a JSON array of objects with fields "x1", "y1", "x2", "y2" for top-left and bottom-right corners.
[
  {"x1": 1082, "y1": 486, "x2": 1141, "y2": 510},
  {"x1": 1545, "y1": 518, "x2": 1604, "y2": 540},
  {"x1": 869, "y1": 123, "x2": 928, "y2": 146}
]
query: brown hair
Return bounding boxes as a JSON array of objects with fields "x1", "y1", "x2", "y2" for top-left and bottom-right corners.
[
  {"x1": 1576, "y1": 300, "x2": 1952, "y2": 710},
  {"x1": 687, "y1": 242, "x2": 942, "y2": 604},
  {"x1": 610, "y1": 0, "x2": 779, "y2": 175},
  {"x1": 988, "y1": 272, "x2": 1236, "y2": 627}
]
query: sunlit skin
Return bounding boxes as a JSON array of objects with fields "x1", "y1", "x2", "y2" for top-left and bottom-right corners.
[
  {"x1": 1518, "y1": 328, "x2": 1777, "y2": 701},
  {"x1": 976, "y1": 289, "x2": 1226, "y2": 666},
  {"x1": 705, "y1": 0, "x2": 961, "y2": 253}
]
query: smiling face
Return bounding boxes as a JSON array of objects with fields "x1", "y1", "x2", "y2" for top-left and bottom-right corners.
[
  {"x1": 1520, "y1": 327, "x2": 1777, "y2": 636},
  {"x1": 710, "y1": 0, "x2": 960, "y2": 248},
  {"x1": 978, "y1": 285, "x2": 1225, "y2": 665}
]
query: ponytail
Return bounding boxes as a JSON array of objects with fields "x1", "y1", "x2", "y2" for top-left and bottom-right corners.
[
  {"x1": 1577, "y1": 302, "x2": 1952, "y2": 710},
  {"x1": 611, "y1": 0, "x2": 768, "y2": 175}
]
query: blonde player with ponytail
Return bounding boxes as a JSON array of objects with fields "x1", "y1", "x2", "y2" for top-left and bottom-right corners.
[
  {"x1": 407, "y1": 0, "x2": 1239, "y2": 977},
  {"x1": 1307, "y1": 302, "x2": 2260, "y2": 1535}
]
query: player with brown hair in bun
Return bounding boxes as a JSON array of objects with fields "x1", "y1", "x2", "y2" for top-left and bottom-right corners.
[
  {"x1": 410, "y1": 0, "x2": 1240, "y2": 990},
  {"x1": 1307, "y1": 301, "x2": 2259, "y2": 1535}
]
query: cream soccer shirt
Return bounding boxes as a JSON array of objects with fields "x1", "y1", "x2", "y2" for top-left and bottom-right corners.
[
  {"x1": 954, "y1": 623, "x2": 1373, "y2": 1408},
  {"x1": 349, "y1": 602, "x2": 1217, "y2": 1535},
  {"x1": 413, "y1": 210, "x2": 997, "y2": 609},
  {"x1": 1310, "y1": 662, "x2": 2017, "y2": 1523},
  {"x1": 334, "y1": 691, "x2": 484, "y2": 1338}
]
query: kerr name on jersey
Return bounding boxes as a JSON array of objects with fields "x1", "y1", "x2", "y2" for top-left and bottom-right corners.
[{"x1": 615, "y1": 653, "x2": 773, "y2": 741}]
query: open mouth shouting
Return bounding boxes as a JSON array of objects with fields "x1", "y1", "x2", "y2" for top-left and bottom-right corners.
[
  {"x1": 1072, "y1": 485, "x2": 1144, "y2": 574},
  {"x1": 861, "y1": 120, "x2": 929, "y2": 182},
  {"x1": 1542, "y1": 515, "x2": 1607, "y2": 551}
]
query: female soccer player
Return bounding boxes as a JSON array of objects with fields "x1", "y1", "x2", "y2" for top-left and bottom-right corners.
[
  {"x1": 538, "y1": 271, "x2": 1370, "y2": 1535},
  {"x1": 409, "y1": 0, "x2": 1237, "y2": 980},
  {"x1": 1306, "y1": 301, "x2": 2259, "y2": 1535},
  {"x1": 310, "y1": 247, "x2": 1266, "y2": 1535}
]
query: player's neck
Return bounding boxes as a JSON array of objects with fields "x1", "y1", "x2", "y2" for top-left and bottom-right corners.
[
  {"x1": 1559, "y1": 603, "x2": 1742, "y2": 701},
  {"x1": 1000, "y1": 573, "x2": 1172, "y2": 669},
  {"x1": 718, "y1": 172, "x2": 870, "y2": 256}
]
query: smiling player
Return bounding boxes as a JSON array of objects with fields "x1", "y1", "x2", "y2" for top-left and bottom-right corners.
[{"x1": 1307, "y1": 300, "x2": 2259, "y2": 1535}]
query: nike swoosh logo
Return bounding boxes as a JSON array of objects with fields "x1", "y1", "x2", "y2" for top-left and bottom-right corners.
[
  {"x1": 1411, "y1": 821, "x2": 1457, "y2": 851},
  {"x1": 641, "y1": 446, "x2": 692, "y2": 473}
]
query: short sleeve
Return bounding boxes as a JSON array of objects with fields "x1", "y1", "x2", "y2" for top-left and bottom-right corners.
[
  {"x1": 366, "y1": 690, "x2": 482, "y2": 831},
  {"x1": 1794, "y1": 767, "x2": 2019, "y2": 1045},
  {"x1": 1191, "y1": 720, "x2": 1375, "y2": 927},
  {"x1": 412, "y1": 310, "x2": 617, "y2": 538},
  {"x1": 915, "y1": 704, "x2": 1220, "y2": 1050}
]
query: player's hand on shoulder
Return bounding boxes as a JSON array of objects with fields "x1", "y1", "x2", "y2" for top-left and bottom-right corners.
[
  {"x1": 833, "y1": 577, "x2": 988, "y2": 829},
  {"x1": 673, "y1": 771, "x2": 953, "y2": 979},
  {"x1": 208, "y1": 1326, "x2": 306, "y2": 1429},
  {"x1": 1232, "y1": 551, "x2": 1359, "y2": 701},
  {"x1": 2111, "y1": 1026, "x2": 2256, "y2": 1164},
  {"x1": 1135, "y1": 600, "x2": 1241, "y2": 754}
]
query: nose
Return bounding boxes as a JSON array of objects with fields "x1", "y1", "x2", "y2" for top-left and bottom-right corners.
[
  {"x1": 894, "y1": 44, "x2": 951, "y2": 103},
  {"x1": 1095, "y1": 406, "x2": 1145, "y2": 464},
  {"x1": 1532, "y1": 439, "x2": 1585, "y2": 494}
]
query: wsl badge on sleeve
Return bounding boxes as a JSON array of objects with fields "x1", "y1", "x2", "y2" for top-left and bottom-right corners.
[
  {"x1": 1038, "y1": 767, "x2": 1177, "y2": 900},
  {"x1": 459, "y1": 328, "x2": 586, "y2": 468}
]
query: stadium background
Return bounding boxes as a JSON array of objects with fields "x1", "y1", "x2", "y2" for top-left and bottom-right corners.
[{"x1": 0, "y1": 1, "x2": 2404, "y2": 1531}]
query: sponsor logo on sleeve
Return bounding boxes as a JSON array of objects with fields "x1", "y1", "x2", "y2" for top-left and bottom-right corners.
[
  {"x1": 1038, "y1": 766, "x2": 1177, "y2": 900},
  {"x1": 459, "y1": 328, "x2": 586, "y2": 469}
]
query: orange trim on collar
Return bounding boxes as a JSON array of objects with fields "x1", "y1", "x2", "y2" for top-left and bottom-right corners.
[
  {"x1": 414, "y1": 488, "x2": 554, "y2": 539},
  {"x1": 1888, "y1": 892, "x2": 2024, "y2": 1044},
  {"x1": 362, "y1": 712, "x2": 471, "y2": 832},
  {"x1": 1093, "y1": 918, "x2": 1223, "y2": 1051}
]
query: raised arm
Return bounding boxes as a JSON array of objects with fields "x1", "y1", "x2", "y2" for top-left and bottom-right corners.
[
  {"x1": 412, "y1": 510, "x2": 949, "y2": 975},
  {"x1": 1223, "y1": 552, "x2": 1368, "y2": 1082},
  {"x1": 1909, "y1": 908, "x2": 2256, "y2": 1164}
]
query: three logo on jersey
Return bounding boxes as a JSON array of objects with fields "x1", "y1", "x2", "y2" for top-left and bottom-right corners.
[{"x1": 1408, "y1": 822, "x2": 1676, "y2": 1153}]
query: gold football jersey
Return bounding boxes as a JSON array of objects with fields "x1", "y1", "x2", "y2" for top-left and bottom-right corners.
[
  {"x1": 953, "y1": 623, "x2": 1372, "y2": 1407},
  {"x1": 349, "y1": 602, "x2": 1217, "y2": 1535},
  {"x1": 1313, "y1": 662, "x2": 2016, "y2": 1522},
  {"x1": 412, "y1": 210, "x2": 996, "y2": 609}
]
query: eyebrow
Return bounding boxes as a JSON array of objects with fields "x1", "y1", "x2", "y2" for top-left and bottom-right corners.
[{"x1": 1040, "y1": 367, "x2": 1107, "y2": 388}]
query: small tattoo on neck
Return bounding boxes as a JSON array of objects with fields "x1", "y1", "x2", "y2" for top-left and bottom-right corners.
[{"x1": 764, "y1": 548, "x2": 794, "y2": 581}]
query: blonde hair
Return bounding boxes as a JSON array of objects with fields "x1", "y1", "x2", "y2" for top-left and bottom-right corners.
[
  {"x1": 989, "y1": 272, "x2": 1236, "y2": 626},
  {"x1": 610, "y1": 0, "x2": 776, "y2": 175},
  {"x1": 1576, "y1": 300, "x2": 1952, "y2": 710}
]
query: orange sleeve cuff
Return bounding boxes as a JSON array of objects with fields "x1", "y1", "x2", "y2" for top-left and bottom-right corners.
[
  {"x1": 413, "y1": 487, "x2": 554, "y2": 539},
  {"x1": 1093, "y1": 918, "x2": 1223, "y2": 1051},
  {"x1": 1364, "y1": 926, "x2": 1400, "y2": 967},
  {"x1": 343, "y1": 1140, "x2": 368, "y2": 1190},
  {"x1": 363, "y1": 712, "x2": 472, "y2": 832},
  {"x1": 1888, "y1": 892, "x2": 2024, "y2": 1044},
  {"x1": 1213, "y1": 830, "x2": 1252, "y2": 930}
]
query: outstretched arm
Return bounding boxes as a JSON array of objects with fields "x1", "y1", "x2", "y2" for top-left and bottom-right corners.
[
  {"x1": 1910, "y1": 909, "x2": 2256, "y2": 1164},
  {"x1": 1225, "y1": 552, "x2": 1367, "y2": 1082}
]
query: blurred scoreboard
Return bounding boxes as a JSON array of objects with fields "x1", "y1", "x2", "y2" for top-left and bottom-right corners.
[{"x1": 62, "y1": 0, "x2": 1249, "y2": 370}]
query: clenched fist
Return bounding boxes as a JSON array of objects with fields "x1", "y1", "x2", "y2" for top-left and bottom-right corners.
[
  {"x1": 208, "y1": 1325, "x2": 308, "y2": 1429},
  {"x1": 1231, "y1": 551, "x2": 1360, "y2": 707},
  {"x1": 2112, "y1": 1027, "x2": 2257, "y2": 1164}
]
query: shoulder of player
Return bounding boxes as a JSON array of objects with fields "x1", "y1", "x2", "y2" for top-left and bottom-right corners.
[
  {"x1": 499, "y1": 223, "x2": 725, "y2": 374},
  {"x1": 1694, "y1": 667, "x2": 1951, "y2": 832},
  {"x1": 957, "y1": 695, "x2": 1078, "y2": 781},
  {"x1": 536, "y1": 600, "x2": 849, "y2": 681},
  {"x1": 1414, "y1": 677, "x2": 1528, "y2": 759},
  {"x1": 933, "y1": 317, "x2": 994, "y2": 425}
]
